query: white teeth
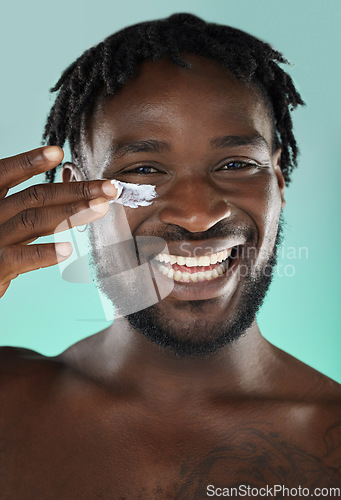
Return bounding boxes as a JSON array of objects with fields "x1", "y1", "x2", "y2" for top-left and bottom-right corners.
[
  {"x1": 176, "y1": 256, "x2": 186, "y2": 265},
  {"x1": 154, "y1": 260, "x2": 229, "y2": 283},
  {"x1": 212, "y1": 269, "x2": 219, "y2": 278},
  {"x1": 197, "y1": 255, "x2": 211, "y2": 266},
  {"x1": 223, "y1": 249, "x2": 231, "y2": 261},
  {"x1": 185, "y1": 257, "x2": 197, "y2": 267},
  {"x1": 153, "y1": 247, "x2": 233, "y2": 271},
  {"x1": 169, "y1": 255, "x2": 177, "y2": 265},
  {"x1": 174, "y1": 270, "x2": 182, "y2": 282}
]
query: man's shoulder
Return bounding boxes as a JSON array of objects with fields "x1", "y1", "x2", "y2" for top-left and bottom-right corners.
[
  {"x1": 298, "y1": 364, "x2": 341, "y2": 403},
  {"x1": 0, "y1": 345, "x2": 45, "y2": 360},
  {"x1": 0, "y1": 345, "x2": 60, "y2": 375},
  {"x1": 270, "y1": 344, "x2": 341, "y2": 403},
  {"x1": 268, "y1": 349, "x2": 341, "y2": 450},
  {"x1": 0, "y1": 346, "x2": 94, "y2": 431},
  {"x1": 0, "y1": 346, "x2": 66, "y2": 405}
]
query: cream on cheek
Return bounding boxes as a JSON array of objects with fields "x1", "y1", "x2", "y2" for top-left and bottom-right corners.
[{"x1": 109, "y1": 179, "x2": 158, "y2": 208}]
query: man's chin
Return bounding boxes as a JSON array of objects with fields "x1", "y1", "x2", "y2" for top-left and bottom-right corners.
[{"x1": 124, "y1": 292, "x2": 260, "y2": 358}]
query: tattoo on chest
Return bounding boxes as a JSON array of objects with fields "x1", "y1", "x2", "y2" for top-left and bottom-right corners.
[{"x1": 176, "y1": 423, "x2": 341, "y2": 498}]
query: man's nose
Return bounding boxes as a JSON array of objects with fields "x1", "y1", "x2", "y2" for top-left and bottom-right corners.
[{"x1": 158, "y1": 177, "x2": 232, "y2": 233}]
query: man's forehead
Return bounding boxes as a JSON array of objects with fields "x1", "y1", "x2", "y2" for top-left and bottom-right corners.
[
  {"x1": 80, "y1": 55, "x2": 274, "y2": 168},
  {"x1": 89, "y1": 55, "x2": 269, "y2": 118}
]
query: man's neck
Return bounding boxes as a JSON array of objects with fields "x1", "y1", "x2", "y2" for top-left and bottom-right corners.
[{"x1": 57, "y1": 319, "x2": 279, "y2": 405}]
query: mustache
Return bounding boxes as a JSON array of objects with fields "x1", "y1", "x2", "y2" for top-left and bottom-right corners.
[{"x1": 139, "y1": 219, "x2": 256, "y2": 243}]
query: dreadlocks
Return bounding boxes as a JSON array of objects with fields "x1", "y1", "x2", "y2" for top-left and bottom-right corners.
[{"x1": 42, "y1": 13, "x2": 304, "y2": 185}]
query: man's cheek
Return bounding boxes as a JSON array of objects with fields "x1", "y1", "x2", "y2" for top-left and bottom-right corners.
[
  {"x1": 88, "y1": 204, "x2": 174, "y2": 317},
  {"x1": 241, "y1": 177, "x2": 282, "y2": 270},
  {"x1": 93, "y1": 204, "x2": 135, "y2": 247}
]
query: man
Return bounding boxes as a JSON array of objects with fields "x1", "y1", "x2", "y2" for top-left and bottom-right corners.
[{"x1": 0, "y1": 13, "x2": 340, "y2": 498}]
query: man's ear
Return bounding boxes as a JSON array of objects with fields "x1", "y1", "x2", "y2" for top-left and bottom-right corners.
[
  {"x1": 272, "y1": 148, "x2": 286, "y2": 209},
  {"x1": 62, "y1": 162, "x2": 86, "y2": 183}
]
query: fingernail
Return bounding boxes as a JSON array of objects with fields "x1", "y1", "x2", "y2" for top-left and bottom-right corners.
[
  {"x1": 89, "y1": 197, "x2": 109, "y2": 213},
  {"x1": 43, "y1": 146, "x2": 62, "y2": 162},
  {"x1": 56, "y1": 242, "x2": 73, "y2": 257},
  {"x1": 110, "y1": 179, "x2": 123, "y2": 199},
  {"x1": 102, "y1": 180, "x2": 118, "y2": 199}
]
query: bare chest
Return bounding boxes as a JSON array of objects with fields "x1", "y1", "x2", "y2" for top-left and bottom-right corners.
[{"x1": 1, "y1": 401, "x2": 340, "y2": 499}]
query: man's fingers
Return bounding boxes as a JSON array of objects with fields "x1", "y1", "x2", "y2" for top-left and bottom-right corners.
[
  {"x1": 0, "y1": 145, "x2": 117, "y2": 301},
  {"x1": 0, "y1": 197, "x2": 110, "y2": 247},
  {"x1": 0, "y1": 242, "x2": 73, "y2": 292},
  {"x1": 0, "y1": 146, "x2": 63, "y2": 193},
  {"x1": 0, "y1": 180, "x2": 117, "y2": 226}
]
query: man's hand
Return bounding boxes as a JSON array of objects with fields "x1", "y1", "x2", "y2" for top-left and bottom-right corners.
[{"x1": 0, "y1": 146, "x2": 117, "y2": 298}]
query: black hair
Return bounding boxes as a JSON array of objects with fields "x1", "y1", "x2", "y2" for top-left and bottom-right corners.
[{"x1": 43, "y1": 13, "x2": 304, "y2": 185}]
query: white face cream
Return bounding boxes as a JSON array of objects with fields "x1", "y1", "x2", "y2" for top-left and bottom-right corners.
[{"x1": 109, "y1": 179, "x2": 157, "y2": 208}]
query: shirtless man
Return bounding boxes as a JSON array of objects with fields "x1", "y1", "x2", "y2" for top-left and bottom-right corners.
[{"x1": 0, "y1": 13, "x2": 340, "y2": 499}]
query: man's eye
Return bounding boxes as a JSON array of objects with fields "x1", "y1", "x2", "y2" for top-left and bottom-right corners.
[
  {"x1": 219, "y1": 161, "x2": 256, "y2": 170},
  {"x1": 128, "y1": 166, "x2": 160, "y2": 174}
]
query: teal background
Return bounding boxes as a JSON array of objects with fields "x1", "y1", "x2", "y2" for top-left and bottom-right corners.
[{"x1": 1, "y1": 0, "x2": 340, "y2": 382}]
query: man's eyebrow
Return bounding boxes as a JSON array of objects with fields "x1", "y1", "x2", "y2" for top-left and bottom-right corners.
[
  {"x1": 210, "y1": 134, "x2": 270, "y2": 151},
  {"x1": 110, "y1": 139, "x2": 171, "y2": 159},
  {"x1": 102, "y1": 134, "x2": 270, "y2": 172}
]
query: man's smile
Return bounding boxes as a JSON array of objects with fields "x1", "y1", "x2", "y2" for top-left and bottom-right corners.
[
  {"x1": 153, "y1": 247, "x2": 231, "y2": 282},
  {"x1": 152, "y1": 246, "x2": 237, "y2": 283},
  {"x1": 148, "y1": 243, "x2": 247, "y2": 302}
]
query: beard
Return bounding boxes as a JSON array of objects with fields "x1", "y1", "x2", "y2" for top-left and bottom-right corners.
[{"x1": 124, "y1": 217, "x2": 284, "y2": 358}]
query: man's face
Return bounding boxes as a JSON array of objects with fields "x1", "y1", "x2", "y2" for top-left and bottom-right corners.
[{"x1": 76, "y1": 55, "x2": 285, "y2": 356}]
